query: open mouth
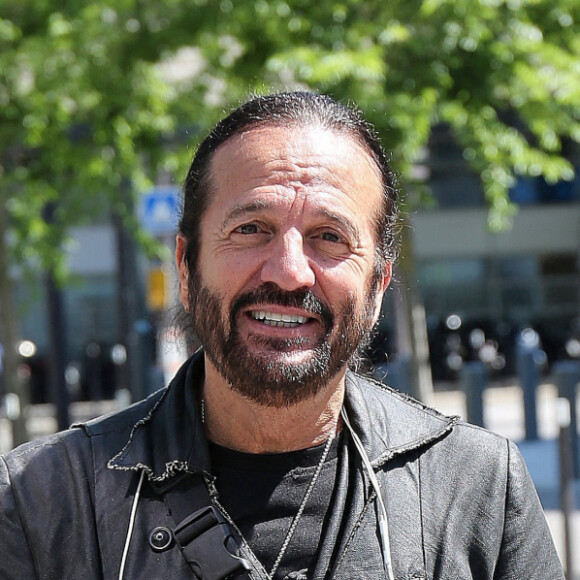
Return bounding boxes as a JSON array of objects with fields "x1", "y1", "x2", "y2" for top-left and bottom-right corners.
[{"x1": 250, "y1": 310, "x2": 310, "y2": 328}]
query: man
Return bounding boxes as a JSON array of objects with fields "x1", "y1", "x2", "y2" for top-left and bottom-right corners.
[{"x1": 0, "y1": 92, "x2": 564, "y2": 579}]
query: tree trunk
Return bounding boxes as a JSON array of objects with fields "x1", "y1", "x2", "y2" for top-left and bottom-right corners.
[
  {"x1": 0, "y1": 198, "x2": 29, "y2": 447},
  {"x1": 42, "y1": 203, "x2": 70, "y2": 431},
  {"x1": 113, "y1": 182, "x2": 149, "y2": 403},
  {"x1": 392, "y1": 217, "x2": 434, "y2": 403}
]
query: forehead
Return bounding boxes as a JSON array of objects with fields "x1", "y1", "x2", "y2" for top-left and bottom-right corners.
[{"x1": 208, "y1": 124, "x2": 384, "y2": 223}]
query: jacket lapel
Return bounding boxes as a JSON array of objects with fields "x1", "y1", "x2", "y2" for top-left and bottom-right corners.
[{"x1": 313, "y1": 374, "x2": 456, "y2": 579}]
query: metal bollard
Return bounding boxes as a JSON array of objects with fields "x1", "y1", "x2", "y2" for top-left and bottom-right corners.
[
  {"x1": 516, "y1": 344, "x2": 541, "y2": 441},
  {"x1": 557, "y1": 398, "x2": 576, "y2": 579},
  {"x1": 460, "y1": 361, "x2": 488, "y2": 427},
  {"x1": 553, "y1": 360, "x2": 580, "y2": 480}
]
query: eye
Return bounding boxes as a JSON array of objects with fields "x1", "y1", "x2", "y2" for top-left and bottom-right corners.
[
  {"x1": 320, "y1": 231, "x2": 342, "y2": 243},
  {"x1": 235, "y1": 223, "x2": 261, "y2": 235},
  {"x1": 311, "y1": 228, "x2": 352, "y2": 259}
]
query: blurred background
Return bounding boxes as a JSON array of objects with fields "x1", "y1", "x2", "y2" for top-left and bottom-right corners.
[{"x1": 0, "y1": 0, "x2": 579, "y2": 575}]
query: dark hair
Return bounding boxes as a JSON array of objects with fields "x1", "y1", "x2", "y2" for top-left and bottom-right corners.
[{"x1": 179, "y1": 91, "x2": 399, "y2": 277}]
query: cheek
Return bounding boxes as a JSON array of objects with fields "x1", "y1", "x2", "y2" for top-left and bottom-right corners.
[
  {"x1": 204, "y1": 245, "x2": 270, "y2": 289},
  {"x1": 315, "y1": 260, "x2": 373, "y2": 298}
]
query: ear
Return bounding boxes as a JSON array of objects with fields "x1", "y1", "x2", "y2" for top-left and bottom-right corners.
[
  {"x1": 175, "y1": 234, "x2": 190, "y2": 310},
  {"x1": 371, "y1": 262, "x2": 392, "y2": 324}
]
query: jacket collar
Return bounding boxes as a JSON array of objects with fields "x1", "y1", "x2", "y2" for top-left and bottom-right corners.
[
  {"x1": 108, "y1": 351, "x2": 209, "y2": 482},
  {"x1": 344, "y1": 373, "x2": 457, "y2": 467},
  {"x1": 108, "y1": 352, "x2": 457, "y2": 480}
]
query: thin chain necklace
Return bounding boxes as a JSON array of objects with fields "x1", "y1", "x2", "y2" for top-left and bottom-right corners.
[
  {"x1": 269, "y1": 431, "x2": 334, "y2": 579},
  {"x1": 201, "y1": 398, "x2": 336, "y2": 580}
]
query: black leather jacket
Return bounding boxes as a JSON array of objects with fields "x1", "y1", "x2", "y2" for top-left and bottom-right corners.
[{"x1": 0, "y1": 353, "x2": 564, "y2": 579}]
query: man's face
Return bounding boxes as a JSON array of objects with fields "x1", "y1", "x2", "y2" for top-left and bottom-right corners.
[{"x1": 177, "y1": 125, "x2": 391, "y2": 407}]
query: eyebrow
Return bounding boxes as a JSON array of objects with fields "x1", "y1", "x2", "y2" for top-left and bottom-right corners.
[{"x1": 222, "y1": 199, "x2": 269, "y2": 227}]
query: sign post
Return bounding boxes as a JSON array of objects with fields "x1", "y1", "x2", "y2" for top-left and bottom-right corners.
[{"x1": 139, "y1": 187, "x2": 180, "y2": 236}]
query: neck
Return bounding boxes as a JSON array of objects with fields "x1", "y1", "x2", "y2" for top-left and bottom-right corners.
[{"x1": 201, "y1": 358, "x2": 345, "y2": 453}]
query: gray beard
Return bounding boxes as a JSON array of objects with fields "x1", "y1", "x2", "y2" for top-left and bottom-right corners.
[{"x1": 186, "y1": 279, "x2": 377, "y2": 408}]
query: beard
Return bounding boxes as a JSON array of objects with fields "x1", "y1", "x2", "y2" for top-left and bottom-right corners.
[{"x1": 186, "y1": 276, "x2": 379, "y2": 408}]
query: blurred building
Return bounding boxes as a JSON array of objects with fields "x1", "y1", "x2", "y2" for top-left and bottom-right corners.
[
  {"x1": 411, "y1": 126, "x2": 580, "y2": 381},
  {"x1": 10, "y1": 127, "x2": 580, "y2": 400},
  {"x1": 13, "y1": 191, "x2": 177, "y2": 404}
]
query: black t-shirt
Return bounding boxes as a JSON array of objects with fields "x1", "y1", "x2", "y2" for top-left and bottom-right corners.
[{"x1": 209, "y1": 435, "x2": 341, "y2": 580}]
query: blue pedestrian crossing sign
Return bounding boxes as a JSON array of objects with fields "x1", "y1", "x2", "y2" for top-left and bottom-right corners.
[{"x1": 140, "y1": 187, "x2": 180, "y2": 235}]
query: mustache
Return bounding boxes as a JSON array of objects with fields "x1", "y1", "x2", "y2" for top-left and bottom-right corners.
[{"x1": 230, "y1": 283, "x2": 334, "y2": 331}]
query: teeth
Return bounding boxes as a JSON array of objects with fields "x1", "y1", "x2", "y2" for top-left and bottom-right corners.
[{"x1": 251, "y1": 311, "x2": 308, "y2": 326}]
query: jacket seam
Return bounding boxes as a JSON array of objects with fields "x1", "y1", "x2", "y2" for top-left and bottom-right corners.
[
  {"x1": 87, "y1": 429, "x2": 105, "y2": 577},
  {"x1": 59, "y1": 434, "x2": 104, "y2": 576},
  {"x1": 417, "y1": 451, "x2": 427, "y2": 575},
  {"x1": 8, "y1": 437, "x2": 66, "y2": 458},
  {"x1": 75, "y1": 422, "x2": 136, "y2": 437},
  {"x1": 1, "y1": 454, "x2": 41, "y2": 578},
  {"x1": 332, "y1": 490, "x2": 376, "y2": 576},
  {"x1": 493, "y1": 437, "x2": 511, "y2": 579}
]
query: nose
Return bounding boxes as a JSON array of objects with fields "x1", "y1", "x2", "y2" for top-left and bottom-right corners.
[{"x1": 260, "y1": 229, "x2": 315, "y2": 291}]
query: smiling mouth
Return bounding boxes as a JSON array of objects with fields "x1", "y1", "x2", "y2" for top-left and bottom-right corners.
[{"x1": 250, "y1": 311, "x2": 310, "y2": 328}]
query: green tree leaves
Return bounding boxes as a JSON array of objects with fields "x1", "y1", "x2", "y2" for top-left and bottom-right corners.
[{"x1": 0, "y1": 0, "x2": 578, "y2": 265}]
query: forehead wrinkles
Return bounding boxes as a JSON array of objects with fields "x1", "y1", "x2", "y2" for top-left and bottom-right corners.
[
  {"x1": 209, "y1": 125, "x2": 383, "y2": 221},
  {"x1": 222, "y1": 137, "x2": 341, "y2": 191},
  {"x1": 211, "y1": 129, "x2": 378, "y2": 198}
]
